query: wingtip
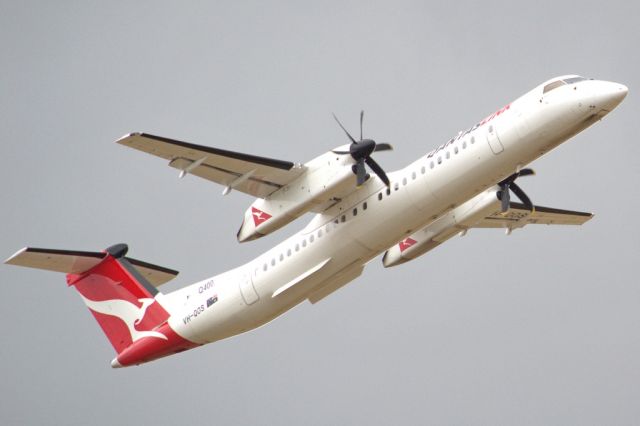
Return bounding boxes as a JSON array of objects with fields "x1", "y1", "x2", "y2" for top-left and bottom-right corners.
[
  {"x1": 115, "y1": 132, "x2": 142, "y2": 144},
  {"x1": 4, "y1": 247, "x2": 29, "y2": 265}
]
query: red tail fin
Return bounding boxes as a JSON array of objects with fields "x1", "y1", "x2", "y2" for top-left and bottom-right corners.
[
  {"x1": 66, "y1": 244, "x2": 170, "y2": 354},
  {"x1": 6, "y1": 243, "x2": 199, "y2": 367}
]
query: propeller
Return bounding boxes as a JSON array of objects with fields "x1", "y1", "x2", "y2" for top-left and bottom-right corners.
[
  {"x1": 497, "y1": 168, "x2": 535, "y2": 213},
  {"x1": 332, "y1": 111, "x2": 393, "y2": 187}
]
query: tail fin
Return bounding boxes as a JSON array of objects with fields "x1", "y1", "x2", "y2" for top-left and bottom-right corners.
[{"x1": 6, "y1": 244, "x2": 198, "y2": 367}]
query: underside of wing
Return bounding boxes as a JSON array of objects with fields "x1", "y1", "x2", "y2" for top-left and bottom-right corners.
[
  {"x1": 117, "y1": 133, "x2": 306, "y2": 198},
  {"x1": 475, "y1": 202, "x2": 593, "y2": 229}
]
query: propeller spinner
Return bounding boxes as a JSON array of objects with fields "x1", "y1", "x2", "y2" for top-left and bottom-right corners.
[{"x1": 332, "y1": 111, "x2": 393, "y2": 187}]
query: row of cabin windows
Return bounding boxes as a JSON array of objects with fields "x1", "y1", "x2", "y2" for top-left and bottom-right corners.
[
  {"x1": 373, "y1": 134, "x2": 475, "y2": 200},
  {"x1": 430, "y1": 136, "x2": 475, "y2": 169},
  {"x1": 261, "y1": 134, "x2": 476, "y2": 273},
  {"x1": 261, "y1": 199, "x2": 369, "y2": 272}
]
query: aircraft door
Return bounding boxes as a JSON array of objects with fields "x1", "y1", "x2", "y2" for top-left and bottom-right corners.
[
  {"x1": 486, "y1": 124, "x2": 504, "y2": 154},
  {"x1": 239, "y1": 272, "x2": 259, "y2": 305}
]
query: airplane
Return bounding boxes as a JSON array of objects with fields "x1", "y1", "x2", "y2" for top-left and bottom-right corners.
[{"x1": 5, "y1": 75, "x2": 627, "y2": 368}]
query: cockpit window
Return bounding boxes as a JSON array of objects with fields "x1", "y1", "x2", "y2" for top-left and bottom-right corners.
[
  {"x1": 543, "y1": 80, "x2": 566, "y2": 93},
  {"x1": 563, "y1": 76, "x2": 587, "y2": 84},
  {"x1": 544, "y1": 76, "x2": 588, "y2": 94}
]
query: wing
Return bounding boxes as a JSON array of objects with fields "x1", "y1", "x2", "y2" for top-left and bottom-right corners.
[
  {"x1": 117, "y1": 133, "x2": 306, "y2": 198},
  {"x1": 475, "y1": 202, "x2": 593, "y2": 230}
]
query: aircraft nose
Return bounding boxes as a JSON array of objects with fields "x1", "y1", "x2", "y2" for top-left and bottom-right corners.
[{"x1": 592, "y1": 81, "x2": 628, "y2": 111}]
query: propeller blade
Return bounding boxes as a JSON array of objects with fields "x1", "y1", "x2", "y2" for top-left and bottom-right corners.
[
  {"x1": 332, "y1": 111, "x2": 393, "y2": 188},
  {"x1": 518, "y1": 168, "x2": 535, "y2": 178},
  {"x1": 332, "y1": 113, "x2": 357, "y2": 144},
  {"x1": 500, "y1": 184, "x2": 511, "y2": 212},
  {"x1": 500, "y1": 174, "x2": 517, "y2": 186},
  {"x1": 510, "y1": 182, "x2": 534, "y2": 211},
  {"x1": 365, "y1": 157, "x2": 390, "y2": 187},
  {"x1": 355, "y1": 160, "x2": 367, "y2": 186},
  {"x1": 374, "y1": 143, "x2": 393, "y2": 152}
]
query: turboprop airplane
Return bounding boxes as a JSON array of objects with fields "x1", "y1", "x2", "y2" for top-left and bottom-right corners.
[{"x1": 5, "y1": 75, "x2": 627, "y2": 368}]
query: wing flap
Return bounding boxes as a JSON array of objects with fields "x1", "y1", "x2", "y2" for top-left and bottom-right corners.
[{"x1": 117, "y1": 133, "x2": 306, "y2": 198}]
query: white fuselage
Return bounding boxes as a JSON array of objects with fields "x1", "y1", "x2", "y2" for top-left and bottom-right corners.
[{"x1": 161, "y1": 77, "x2": 627, "y2": 345}]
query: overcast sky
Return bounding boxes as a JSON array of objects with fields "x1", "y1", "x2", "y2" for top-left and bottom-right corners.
[{"x1": 1, "y1": 1, "x2": 638, "y2": 425}]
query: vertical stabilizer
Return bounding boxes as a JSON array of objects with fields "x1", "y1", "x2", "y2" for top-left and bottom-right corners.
[{"x1": 5, "y1": 244, "x2": 199, "y2": 367}]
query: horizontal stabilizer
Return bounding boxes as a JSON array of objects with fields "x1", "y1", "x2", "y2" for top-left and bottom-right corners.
[{"x1": 5, "y1": 247, "x2": 178, "y2": 287}]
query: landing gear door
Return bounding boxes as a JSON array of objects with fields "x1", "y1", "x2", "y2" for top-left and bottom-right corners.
[
  {"x1": 239, "y1": 273, "x2": 259, "y2": 305},
  {"x1": 486, "y1": 124, "x2": 504, "y2": 154}
]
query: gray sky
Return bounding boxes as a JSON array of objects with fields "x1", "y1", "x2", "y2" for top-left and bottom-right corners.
[{"x1": 1, "y1": 1, "x2": 638, "y2": 425}]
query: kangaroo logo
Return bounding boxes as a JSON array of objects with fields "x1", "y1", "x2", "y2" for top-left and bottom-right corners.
[
  {"x1": 251, "y1": 207, "x2": 272, "y2": 226},
  {"x1": 398, "y1": 237, "x2": 417, "y2": 252},
  {"x1": 80, "y1": 296, "x2": 168, "y2": 342}
]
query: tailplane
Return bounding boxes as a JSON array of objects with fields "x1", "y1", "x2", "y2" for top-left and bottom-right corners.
[{"x1": 5, "y1": 244, "x2": 199, "y2": 367}]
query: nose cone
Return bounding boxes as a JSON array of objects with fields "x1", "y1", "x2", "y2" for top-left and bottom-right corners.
[{"x1": 593, "y1": 81, "x2": 628, "y2": 111}]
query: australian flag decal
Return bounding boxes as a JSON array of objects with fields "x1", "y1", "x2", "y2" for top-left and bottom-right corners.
[{"x1": 206, "y1": 295, "x2": 218, "y2": 308}]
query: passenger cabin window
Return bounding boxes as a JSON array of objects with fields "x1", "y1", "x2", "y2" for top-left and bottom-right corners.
[{"x1": 378, "y1": 193, "x2": 383, "y2": 201}]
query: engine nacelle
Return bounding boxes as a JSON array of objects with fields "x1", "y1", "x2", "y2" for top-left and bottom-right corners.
[
  {"x1": 237, "y1": 151, "x2": 356, "y2": 242},
  {"x1": 382, "y1": 188, "x2": 501, "y2": 267}
]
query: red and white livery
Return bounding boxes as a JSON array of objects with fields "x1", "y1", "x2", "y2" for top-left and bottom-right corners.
[{"x1": 6, "y1": 76, "x2": 627, "y2": 367}]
